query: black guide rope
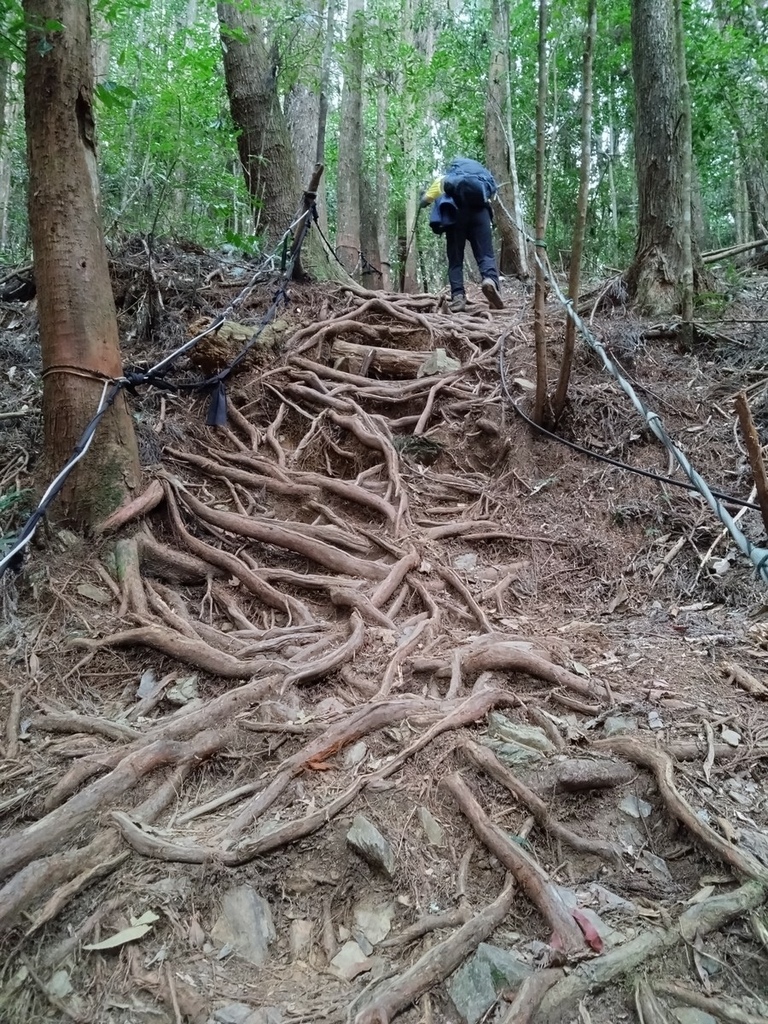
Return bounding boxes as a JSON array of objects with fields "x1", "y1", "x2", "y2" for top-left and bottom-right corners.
[{"x1": 0, "y1": 203, "x2": 314, "y2": 577}]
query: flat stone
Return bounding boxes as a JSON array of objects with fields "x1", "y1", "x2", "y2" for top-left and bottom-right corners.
[
  {"x1": 453, "y1": 553, "x2": 478, "y2": 571},
  {"x1": 353, "y1": 899, "x2": 395, "y2": 945},
  {"x1": 638, "y1": 849, "x2": 673, "y2": 883},
  {"x1": 481, "y1": 737, "x2": 543, "y2": 767},
  {"x1": 418, "y1": 348, "x2": 461, "y2": 377},
  {"x1": 620, "y1": 794, "x2": 653, "y2": 819},
  {"x1": 603, "y1": 716, "x2": 638, "y2": 737},
  {"x1": 289, "y1": 919, "x2": 313, "y2": 961},
  {"x1": 447, "y1": 943, "x2": 531, "y2": 1024},
  {"x1": 344, "y1": 741, "x2": 368, "y2": 768},
  {"x1": 211, "y1": 887, "x2": 275, "y2": 966},
  {"x1": 212, "y1": 1004, "x2": 282, "y2": 1024},
  {"x1": 487, "y1": 713, "x2": 554, "y2": 752},
  {"x1": 330, "y1": 940, "x2": 372, "y2": 981},
  {"x1": 418, "y1": 807, "x2": 445, "y2": 848},
  {"x1": 347, "y1": 815, "x2": 395, "y2": 877},
  {"x1": 721, "y1": 727, "x2": 741, "y2": 747},
  {"x1": 674, "y1": 1009, "x2": 718, "y2": 1024}
]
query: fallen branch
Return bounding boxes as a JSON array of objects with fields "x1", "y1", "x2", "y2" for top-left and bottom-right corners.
[{"x1": 721, "y1": 659, "x2": 768, "y2": 699}]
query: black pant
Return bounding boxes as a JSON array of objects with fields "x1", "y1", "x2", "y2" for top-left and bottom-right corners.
[{"x1": 445, "y1": 205, "x2": 498, "y2": 297}]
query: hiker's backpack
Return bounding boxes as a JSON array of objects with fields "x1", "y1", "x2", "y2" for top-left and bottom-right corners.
[{"x1": 442, "y1": 158, "x2": 497, "y2": 209}]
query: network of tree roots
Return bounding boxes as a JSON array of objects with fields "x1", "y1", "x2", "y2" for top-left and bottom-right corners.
[{"x1": 1, "y1": 250, "x2": 768, "y2": 1024}]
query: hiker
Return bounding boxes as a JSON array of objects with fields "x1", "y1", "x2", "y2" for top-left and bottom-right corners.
[{"x1": 419, "y1": 157, "x2": 504, "y2": 313}]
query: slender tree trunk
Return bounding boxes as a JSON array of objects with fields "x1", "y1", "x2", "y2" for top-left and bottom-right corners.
[
  {"x1": 606, "y1": 82, "x2": 619, "y2": 262},
  {"x1": 375, "y1": 83, "x2": 391, "y2": 290},
  {"x1": 217, "y1": 2, "x2": 300, "y2": 249},
  {"x1": 533, "y1": 0, "x2": 549, "y2": 427},
  {"x1": 401, "y1": 0, "x2": 418, "y2": 293},
  {"x1": 335, "y1": 0, "x2": 365, "y2": 275},
  {"x1": 484, "y1": 0, "x2": 528, "y2": 281},
  {"x1": 23, "y1": 0, "x2": 140, "y2": 526},
  {"x1": 0, "y1": 57, "x2": 18, "y2": 251},
  {"x1": 553, "y1": 0, "x2": 596, "y2": 421},
  {"x1": 315, "y1": 0, "x2": 335, "y2": 236}
]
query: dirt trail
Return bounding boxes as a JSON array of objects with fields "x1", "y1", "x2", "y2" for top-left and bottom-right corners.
[{"x1": 1, "y1": 261, "x2": 767, "y2": 1024}]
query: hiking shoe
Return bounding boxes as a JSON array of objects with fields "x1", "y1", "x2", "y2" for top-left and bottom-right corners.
[
  {"x1": 450, "y1": 293, "x2": 467, "y2": 313},
  {"x1": 481, "y1": 278, "x2": 504, "y2": 309}
]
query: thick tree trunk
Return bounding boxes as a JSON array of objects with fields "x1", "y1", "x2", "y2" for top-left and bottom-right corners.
[
  {"x1": 216, "y1": 3, "x2": 350, "y2": 285},
  {"x1": 335, "y1": 0, "x2": 364, "y2": 275},
  {"x1": 23, "y1": 0, "x2": 140, "y2": 527},
  {"x1": 217, "y1": 2, "x2": 300, "y2": 249},
  {"x1": 626, "y1": 0, "x2": 696, "y2": 315},
  {"x1": 484, "y1": 0, "x2": 529, "y2": 282}
]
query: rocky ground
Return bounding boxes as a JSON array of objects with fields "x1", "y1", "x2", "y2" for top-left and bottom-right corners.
[{"x1": 0, "y1": 242, "x2": 767, "y2": 1024}]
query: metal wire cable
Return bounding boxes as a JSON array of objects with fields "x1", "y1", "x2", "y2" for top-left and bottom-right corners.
[{"x1": 493, "y1": 194, "x2": 768, "y2": 582}]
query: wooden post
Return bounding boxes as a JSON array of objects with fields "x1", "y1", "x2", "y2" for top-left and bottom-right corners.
[
  {"x1": 734, "y1": 390, "x2": 768, "y2": 536},
  {"x1": 290, "y1": 162, "x2": 325, "y2": 280}
]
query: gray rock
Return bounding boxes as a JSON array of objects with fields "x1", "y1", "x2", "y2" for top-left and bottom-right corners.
[
  {"x1": 353, "y1": 899, "x2": 395, "y2": 945},
  {"x1": 557, "y1": 758, "x2": 635, "y2": 791},
  {"x1": 487, "y1": 713, "x2": 554, "y2": 752},
  {"x1": 347, "y1": 815, "x2": 395, "y2": 877},
  {"x1": 212, "y1": 1005, "x2": 282, "y2": 1024},
  {"x1": 289, "y1": 919, "x2": 313, "y2": 961},
  {"x1": 603, "y1": 716, "x2": 638, "y2": 737},
  {"x1": 674, "y1": 1010, "x2": 718, "y2": 1024},
  {"x1": 447, "y1": 943, "x2": 531, "y2": 1024},
  {"x1": 722, "y1": 727, "x2": 741, "y2": 747},
  {"x1": 453, "y1": 553, "x2": 478, "y2": 571},
  {"x1": 330, "y1": 939, "x2": 371, "y2": 981},
  {"x1": 481, "y1": 737, "x2": 543, "y2": 767},
  {"x1": 418, "y1": 348, "x2": 461, "y2": 378},
  {"x1": 620, "y1": 794, "x2": 653, "y2": 819},
  {"x1": 211, "y1": 887, "x2": 275, "y2": 966},
  {"x1": 344, "y1": 740, "x2": 368, "y2": 768},
  {"x1": 418, "y1": 807, "x2": 445, "y2": 848}
]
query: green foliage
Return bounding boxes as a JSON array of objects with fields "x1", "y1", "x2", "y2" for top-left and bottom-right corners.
[{"x1": 1, "y1": 0, "x2": 765, "y2": 273}]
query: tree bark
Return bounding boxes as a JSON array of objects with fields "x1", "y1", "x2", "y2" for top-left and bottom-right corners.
[
  {"x1": 485, "y1": 0, "x2": 529, "y2": 282},
  {"x1": 625, "y1": 0, "x2": 697, "y2": 315},
  {"x1": 23, "y1": 0, "x2": 140, "y2": 527},
  {"x1": 335, "y1": 0, "x2": 365, "y2": 275},
  {"x1": 217, "y1": 2, "x2": 300, "y2": 248}
]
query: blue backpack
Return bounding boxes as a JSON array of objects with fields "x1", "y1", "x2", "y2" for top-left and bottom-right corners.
[{"x1": 442, "y1": 158, "x2": 497, "y2": 209}]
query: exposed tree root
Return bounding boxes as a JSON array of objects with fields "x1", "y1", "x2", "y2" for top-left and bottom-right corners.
[
  {"x1": 413, "y1": 640, "x2": 613, "y2": 702},
  {"x1": 443, "y1": 773, "x2": 587, "y2": 957},
  {"x1": 353, "y1": 878, "x2": 516, "y2": 1024},
  {"x1": 536, "y1": 881, "x2": 767, "y2": 1023},
  {"x1": 461, "y1": 740, "x2": 624, "y2": 867},
  {"x1": 595, "y1": 736, "x2": 768, "y2": 882},
  {"x1": 652, "y1": 980, "x2": 768, "y2": 1024},
  {"x1": 96, "y1": 478, "x2": 164, "y2": 534}
]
